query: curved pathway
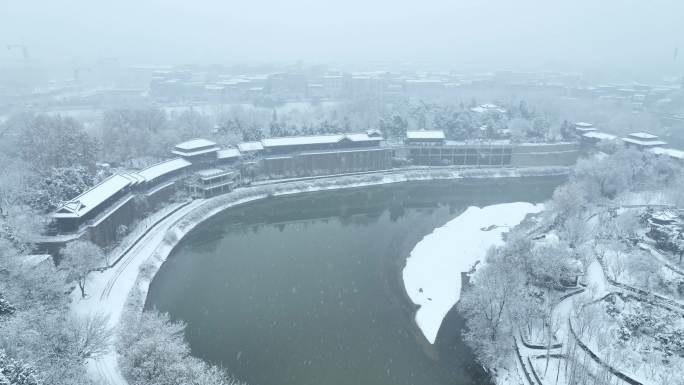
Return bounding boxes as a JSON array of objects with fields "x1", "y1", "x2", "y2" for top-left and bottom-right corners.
[
  {"x1": 71, "y1": 200, "x2": 207, "y2": 385},
  {"x1": 514, "y1": 239, "x2": 684, "y2": 385}
]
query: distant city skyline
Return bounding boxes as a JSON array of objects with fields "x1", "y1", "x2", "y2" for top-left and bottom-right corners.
[{"x1": 1, "y1": 1, "x2": 683, "y2": 82}]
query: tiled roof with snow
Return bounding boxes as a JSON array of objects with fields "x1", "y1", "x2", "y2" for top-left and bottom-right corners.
[
  {"x1": 174, "y1": 138, "x2": 217, "y2": 151},
  {"x1": 262, "y1": 134, "x2": 345, "y2": 148},
  {"x1": 217, "y1": 148, "x2": 242, "y2": 159},
  {"x1": 406, "y1": 130, "x2": 446, "y2": 140},
  {"x1": 264, "y1": 133, "x2": 384, "y2": 148},
  {"x1": 237, "y1": 141, "x2": 264, "y2": 152},
  {"x1": 583, "y1": 132, "x2": 617, "y2": 140},
  {"x1": 621, "y1": 137, "x2": 667, "y2": 147},
  {"x1": 120, "y1": 172, "x2": 146, "y2": 185},
  {"x1": 138, "y1": 158, "x2": 192, "y2": 182},
  {"x1": 345, "y1": 133, "x2": 383, "y2": 142},
  {"x1": 628, "y1": 132, "x2": 658, "y2": 140},
  {"x1": 52, "y1": 174, "x2": 132, "y2": 218},
  {"x1": 574, "y1": 122, "x2": 594, "y2": 128},
  {"x1": 196, "y1": 168, "x2": 236, "y2": 179},
  {"x1": 648, "y1": 147, "x2": 684, "y2": 160}
]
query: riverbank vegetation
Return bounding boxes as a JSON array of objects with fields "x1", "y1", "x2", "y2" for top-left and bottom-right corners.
[
  {"x1": 0, "y1": 238, "x2": 112, "y2": 385},
  {"x1": 118, "y1": 310, "x2": 243, "y2": 385},
  {"x1": 458, "y1": 146, "x2": 684, "y2": 384}
]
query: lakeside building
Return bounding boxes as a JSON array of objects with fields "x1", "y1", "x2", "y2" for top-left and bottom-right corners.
[
  {"x1": 216, "y1": 148, "x2": 242, "y2": 165},
  {"x1": 578, "y1": 128, "x2": 684, "y2": 164},
  {"x1": 137, "y1": 158, "x2": 192, "y2": 187},
  {"x1": 404, "y1": 130, "x2": 578, "y2": 167},
  {"x1": 237, "y1": 141, "x2": 264, "y2": 156},
  {"x1": 257, "y1": 132, "x2": 389, "y2": 178},
  {"x1": 47, "y1": 155, "x2": 199, "y2": 248},
  {"x1": 50, "y1": 174, "x2": 134, "y2": 234},
  {"x1": 261, "y1": 147, "x2": 392, "y2": 179},
  {"x1": 46, "y1": 129, "x2": 580, "y2": 252},
  {"x1": 172, "y1": 138, "x2": 221, "y2": 165},
  {"x1": 261, "y1": 132, "x2": 382, "y2": 154},
  {"x1": 405, "y1": 130, "x2": 446, "y2": 146},
  {"x1": 189, "y1": 169, "x2": 239, "y2": 198},
  {"x1": 621, "y1": 132, "x2": 667, "y2": 150}
]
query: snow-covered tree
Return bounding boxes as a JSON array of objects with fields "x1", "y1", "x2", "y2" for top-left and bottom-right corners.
[
  {"x1": 459, "y1": 251, "x2": 524, "y2": 368},
  {"x1": 0, "y1": 350, "x2": 41, "y2": 385},
  {"x1": 11, "y1": 114, "x2": 99, "y2": 172},
  {"x1": 60, "y1": 241, "x2": 105, "y2": 298},
  {"x1": 118, "y1": 311, "x2": 242, "y2": 385},
  {"x1": 26, "y1": 166, "x2": 95, "y2": 213},
  {"x1": 0, "y1": 295, "x2": 15, "y2": 317},
  {"x1": 101, "y1": 108, "x2": 175, "y2": 163}
]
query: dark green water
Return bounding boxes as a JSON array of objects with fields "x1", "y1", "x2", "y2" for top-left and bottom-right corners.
[{"x1": 145, "y1": 177, "x2": 563, "y2": 385}]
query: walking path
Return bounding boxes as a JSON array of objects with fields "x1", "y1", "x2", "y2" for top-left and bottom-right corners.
[
  {"x1": 70, "y1": 200, "x2": 206, "y2": 385},
  {"x1": 514, "y1": 237, "x2": 684, "y2": 385}
]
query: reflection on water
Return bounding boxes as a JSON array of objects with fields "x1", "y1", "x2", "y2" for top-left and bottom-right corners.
[{"x1": 146, "y1": 177, "x2": 562, "y2": 385}]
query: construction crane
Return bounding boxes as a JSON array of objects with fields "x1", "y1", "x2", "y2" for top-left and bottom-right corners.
[{"x1": 6, "y1": 44, "x2": 29, "y2": 60}]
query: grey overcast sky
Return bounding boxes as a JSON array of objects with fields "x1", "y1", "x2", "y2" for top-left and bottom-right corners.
[{"x1": 1, "y1": 0, "x2": 683, "y2": 76}]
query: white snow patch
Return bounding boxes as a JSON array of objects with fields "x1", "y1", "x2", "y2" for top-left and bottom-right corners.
[{"x1": 403, "y1": 202, "x2": 543, "y2": 344}]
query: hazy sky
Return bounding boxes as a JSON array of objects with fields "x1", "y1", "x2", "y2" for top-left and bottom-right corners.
[{"x1": 2, "y1": 0, "x2": 683, "y2": 76}]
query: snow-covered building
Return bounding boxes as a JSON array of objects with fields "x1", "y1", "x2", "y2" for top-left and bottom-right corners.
[
  {"x1": 574, "y1": 122, "x2": 596, "y2": 135},
  {"x1": 260, "y1": 147, "x2": 392, "y2": 179},
  {"x1": 237, "y1": 141, "x2": 264, "y2": 156},
  {"x1": 47, "y1": 156, "x2": 196, "y2": 247},
  {"x1": 50, "y1": 174, "x2": 134, "y2": 233},
  {"x1": 581, "y1": 131, "x2": 616, "y2": 142},
  {"x1": 216, "y1": 148, "x2": 242, "y2": 165},
  {"x1": 580, "y1": 131, "x2": 618, "y2": 146},
  {"x1": 621, "y1": 132, "x2": 667, "y2": 149},
  {"x1": 648, "y1": 147, "x2": 684, "y2": 162},
  {"x1": 404, "y1": 139, "x2": 578, "y2": 167},
  {"x1": 172, "y1": 138, "x2": 220, "y2": 164},
  {"x1": 188, "y1": 169, "x2": 239, "y2": 198},
  {"x1": 260, "y1": 132, "x2": 382, "y2": 154},
  {"x1": 137, "y1": 158, "x2": 192, "y2": 186},
  {"x1": 645, "y1": 209, "x2": 683, "y2": 252},
  {"x1": 405, "y1": 130, "x2": 446, "y2": 146}
]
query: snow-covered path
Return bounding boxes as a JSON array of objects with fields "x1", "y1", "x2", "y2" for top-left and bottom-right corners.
[
  {"x1": 70, "y1": 200, "x2": 206, "y2": 385},
  {"x1": 402, "y1": 202, "x2": 543, "y2": 344}
]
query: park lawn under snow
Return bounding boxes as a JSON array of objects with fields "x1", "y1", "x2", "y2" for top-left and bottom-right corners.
[{"x1": 402, "y1": 202, "x2": 543, "y2": 344}]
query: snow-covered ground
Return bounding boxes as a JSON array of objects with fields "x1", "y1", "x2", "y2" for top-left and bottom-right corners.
[
  {"x1": 69, "y1": 200, "x2": 206, "y2": 385},
  {"x1": 402, "y1": 202, "x2": 543, "y2": 344}
]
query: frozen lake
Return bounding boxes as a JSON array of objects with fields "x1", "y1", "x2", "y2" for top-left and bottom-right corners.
[{"x1": 145, "y1": 177, "x2": 562, "y2": 385}]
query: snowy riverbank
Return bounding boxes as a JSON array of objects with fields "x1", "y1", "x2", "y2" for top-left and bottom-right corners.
[
  {"x1": 402, "y1": 202, "x2": 543, "y2": 344},
  {"x1": 70, "y1": 166, "x2": 566, "y2": 385}
]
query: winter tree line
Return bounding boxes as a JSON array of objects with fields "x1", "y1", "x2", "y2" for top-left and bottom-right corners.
[
  {"x1": 457, "y1": 145, "x2": 684, "y2": 382},
  {"x1": 0, "y1": 97, "x2": 574, "y2": 214},
  {"x1": 1, "y1": 234, "x2": 245, "y2": 385}
]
